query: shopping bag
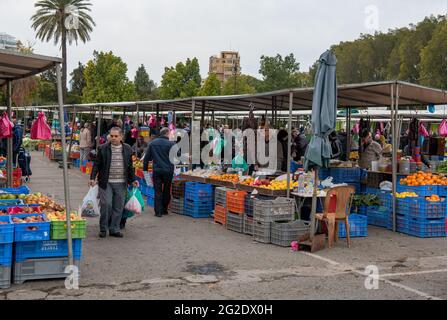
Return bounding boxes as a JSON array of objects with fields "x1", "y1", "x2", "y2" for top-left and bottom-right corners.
[
  {"x1": 79, "y1": 186, "x2": 100, "y2": 217},
  {"x1": 419, "y1": 123, "x2": 429, "y2": 138},
  {"x1": 31, "y1": 112, "x2": 52, "y2": 140},
  {"x1": 439, "y1": 119, "x2": 447, "y2": 137},
  {"x1": 124, "y1": 187, "x2": 145, "y2": 216},
  {"x1": 144, "y1": 171, "x2": 153, "y2": 187},
  {"x1": 0, "y1": 113, "x2": 14, "y2": 138}
]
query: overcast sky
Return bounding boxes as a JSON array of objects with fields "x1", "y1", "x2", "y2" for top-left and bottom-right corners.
[{"x1": 1, "y1": 0, "x2": 446, "y2": 84}]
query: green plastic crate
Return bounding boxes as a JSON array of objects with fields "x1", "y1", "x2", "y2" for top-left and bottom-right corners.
[{"x1": 50, "y1": 220, "x2": 87, "y2": 240}]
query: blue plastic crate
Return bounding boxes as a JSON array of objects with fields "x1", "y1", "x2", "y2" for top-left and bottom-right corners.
[
  {"x1": 14, "y1": 239, "x2": 83, "y2": 263},
  {"x1": 0, "y1": 243, "x2": 12, "y2": 266},
  {"x1": 244, "y1": 195, "x2": 254, "y2": 216},
  {"x1": 13, "y1": 214, "x2": 50, "y2": 242},
  {"x1": 72, "y1": 158, "x2": 80, "y2": 168},
  {"x1": 396, "y1": 183, "x2": 438, "y2": 197},
  {"x1": 0, "y1": 186, "x2": 30, "y2": 195},
  {"x1": 147, "y1": 195, "x2": 154, "y2": 208},
  {"x1": 347, "y1": 182, "x2": 364, "y2": 194},
  {"x1": 367, "y1": 206, "x2": 390, "y2": 228},
  {"x1": 185, "y1": 183, "x2": 214, "y2": 201},
  {"x1": 338, "y1": 214, "x2": 368, "y2": 238},
  {"x1": 318, "y1": 168, "x2": 331, "y2": 181},
  {"x1": 331, "y1": 168, "x2": 363, "y2": 183},
  {"x1": 396, "y1": 215, "x2": 410, "y2": 234},
  {"x1": 351, "y1": 206, "x2": 368, "y2": 215},
  {"x1": 184, "y1": 201, "x2": 213, "y2": 218},
  {"x1": 366, "y1": 188, "x2": 393, "y2": 209},
  {"x1": 407, "y1": 218, "x2": 446, "y2": 238},
  {"x1": 398, "y1": 197, "x2": 446, "y2": 220},
  {"x1": 0, "y1": 199, "x2": 23, "y2": 205},
  {"x1": 437, "y1": 185, "x2": 447, "y2": 197},
  {"x1": 0, "y1": 216, "x2": 13, "y2": 244}
]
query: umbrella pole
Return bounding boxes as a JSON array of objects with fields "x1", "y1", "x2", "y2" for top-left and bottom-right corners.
[{"x1": 310, "y1": 168, "x2": 318, "y2": 241}]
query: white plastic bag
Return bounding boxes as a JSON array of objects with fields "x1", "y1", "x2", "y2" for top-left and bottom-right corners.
[
  {"x1": 80, "y1": 186, "x2": 100, "y2": 217},
  {"x1": 379, "y1": 181, "x2": 393, "y2": 191},
  {"x1": 124, "y1": 188, "x2": 143, "y2": 215}
]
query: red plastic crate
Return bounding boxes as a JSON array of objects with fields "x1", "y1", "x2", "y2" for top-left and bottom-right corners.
[
  {"x1": 226, "y1": 190, "x2": 247, "y2": 215},
  {"x1": 214, "y1": 205, "x2": 226, "y2": 226}
]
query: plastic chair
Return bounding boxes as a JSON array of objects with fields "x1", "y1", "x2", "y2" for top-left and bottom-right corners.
[{"x1": 315, "y1": 186, "x2": 355, "y2": 248}]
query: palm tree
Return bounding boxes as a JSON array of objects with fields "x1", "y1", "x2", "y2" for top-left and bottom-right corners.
[{"x1": 31, "y1": 0, "x2": 95, "y2": 101}]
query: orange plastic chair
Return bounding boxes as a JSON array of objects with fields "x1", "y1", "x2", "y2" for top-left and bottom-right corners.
[{"x1": 315, "y1": 186, "x2": 355, "y2": 248}]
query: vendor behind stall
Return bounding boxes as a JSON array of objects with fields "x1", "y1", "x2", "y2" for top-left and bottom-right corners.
[{"x1": 359, "y1": 129, "x2": 383, "y2": 169}]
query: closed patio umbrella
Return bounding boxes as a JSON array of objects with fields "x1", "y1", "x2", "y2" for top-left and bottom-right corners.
[{"x1": 304, "y1": 50, "x2": 337, "y2": 241}]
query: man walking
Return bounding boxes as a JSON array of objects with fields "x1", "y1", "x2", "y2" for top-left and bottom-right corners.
[
  {"x1": 143, "y1": 127, "x2": 175, "y2": 217},
  {"x1": 90, "y1": 127, "x2": 139, "y2": 238}
]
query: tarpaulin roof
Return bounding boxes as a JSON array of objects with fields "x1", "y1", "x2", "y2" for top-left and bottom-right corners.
[
  {"x1": 5, "y1": 81, "x2": 447, "y2": 112},
  {"x1": 0, "y1": 48, "x2": 62, "y2": 86}
]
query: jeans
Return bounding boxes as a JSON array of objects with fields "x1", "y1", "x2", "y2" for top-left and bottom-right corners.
[
  {"x1": 99, "y1": 182, "x2": 127, "y2": 233},
  {"x1": 153, "y1": 171, "x2": 173, "y2": 216}
]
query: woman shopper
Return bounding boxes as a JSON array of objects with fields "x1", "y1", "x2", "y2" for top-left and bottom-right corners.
[{"x1": 79, "y1": 123, "x2": 93, "y2": 164}]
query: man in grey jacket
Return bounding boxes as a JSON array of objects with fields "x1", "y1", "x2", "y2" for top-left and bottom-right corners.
[{"x1": 90, "y1": 127, "x2": 139, "y2": 238}]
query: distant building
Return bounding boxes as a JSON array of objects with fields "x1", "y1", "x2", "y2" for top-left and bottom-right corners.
[
  {"x1": 209, "y1": 51, "x2": 241, "y2": 85},
  {"x1": 0, "y1": 33, "x2": 18, "y2": 51}
]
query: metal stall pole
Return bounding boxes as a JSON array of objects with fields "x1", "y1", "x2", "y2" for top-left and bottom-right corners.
[
  {"x1": 56, "y1": 64, "x2": 73, "y2": 266},
  {"x1": 201, "y1": 101, "x2": 205, "y2": 128},
  {"x1": 190, "y1": 100, "x2": 195, "y2": 171},
  {"x1": 156, "y1": 103, "x2": 160, "y2": 134},
  {"x1": 346, "y1": 108, "x2": 351, "y2": 159},
  {"x1": 96, "y1": 106, "x2": 102, "y2": 152},
  {"x1": 67, "y1": 107, "x2": 77, "y2": 164},
  {"x1": 393, "y1": 83, "x2": 400, "y2": 232},
  {"x1": 391, "y1": 83, "x2": 397, "y2": 233},
  {"x1": 136, "y1": 103, "x2": 140, "y2": 127},
  {"x1": 286, "y1": 92, "x2": 293, "y2": 198},
  {"x1": 212, "y1": 110, "x2": 215, "y2": 128},
  {"x1": 6, "y1": 81, "x2": 13, "y2": 187}
]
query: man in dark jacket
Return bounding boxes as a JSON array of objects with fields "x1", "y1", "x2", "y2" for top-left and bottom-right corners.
[
  {"x1": 90, "y1": 127, "x2": 139, "y2": 238},
  {"x1": 143, "y1": 127, "x2": 175, "y2": 217}
]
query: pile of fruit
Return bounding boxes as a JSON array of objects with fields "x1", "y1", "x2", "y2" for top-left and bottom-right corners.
[
  {"x1": 394, "y1": 192, "x2": 418, "y2": 198},
  {"x1": 0, "y1": 221, "x2": 8, "y2": 225},
  {"x1": 12, "y1": 216, "x2": 45, "y2": 223},
  {"x1": 51, "y1": 142, "x2": 62, "y2": 151},
  {"x1": 400, "y1": 172, "x2": 447, "y2": 186},
  {"x1": 0, "y1": 194, "x2": 27, "y2": 200},
  {"x1": 258, "y1": 179, "x2": 299, "y2": 190},
  {"x1": 209, "y1": 174, "x2": 240, "y2": 183},
  {"x1": 240, "y1": 178, "x2": 270, "y2": 187},
  {"x1": 46, "y1": 211, "x2": 83, "y2": 222},
  {"x1": 24, "y1": 193, "x2": 65, "y2": 211},
  {"x1": 8, "y1": 206, "x2": 42, "y2": 215},
  {"x1": 425, "y1": 195, "x2": 442, "y2": 202}
]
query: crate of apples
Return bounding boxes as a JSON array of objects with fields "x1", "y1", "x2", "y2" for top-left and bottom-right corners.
[
  {"x1": 209, "y1": 174, "x2": 240, "y2": 183},
  {"x1": 46, "y1": 211, "x2": 83, "y2": 222},
  {"x1": 12, "y1": 215, "x2": 45, "y2": 224}
]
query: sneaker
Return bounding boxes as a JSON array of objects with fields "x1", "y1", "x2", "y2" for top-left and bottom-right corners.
[
  {"x1": 109, "y1": 232, "x2": 124, "y2": 238},
  {"x1": 99, "y1": 231, "x2": 107, "y2": 238}
]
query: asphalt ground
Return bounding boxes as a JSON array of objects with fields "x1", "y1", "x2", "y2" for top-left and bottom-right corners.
[{"x1": 1, "y1": 151, "x2": 446, "y2": 300}]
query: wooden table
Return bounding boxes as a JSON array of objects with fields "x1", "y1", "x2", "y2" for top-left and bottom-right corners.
[{"x1": 291, "y1": 191, "x2": 327, "y2": 219}]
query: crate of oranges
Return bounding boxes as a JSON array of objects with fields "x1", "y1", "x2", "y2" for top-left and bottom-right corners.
[{"x1": 398, "y1": 172, "x2": 446, "y2": 196}]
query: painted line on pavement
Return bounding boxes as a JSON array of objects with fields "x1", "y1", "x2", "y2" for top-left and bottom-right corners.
[
  {"x1": 380, "y1": 269, "x2": 447, "y2": 278},
  {"x1": 300, "y1": 251, "x2": 442, "y2": 300}
]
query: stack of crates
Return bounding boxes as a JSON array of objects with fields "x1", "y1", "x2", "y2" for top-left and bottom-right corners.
[
  {"x1": 252, "y1": 197, "x2": 294, "y2": 244},
  {"x1": 172, "y1": 180, "x2": 185, "y2": 215},
  {"x1": 0, "y1": 216, "x2": 13, "y2": 289},
  {"x1": 367, "y1": 206, "x2": 390, "y2": 228},
  {"x1": 214, "y1": 187, "x2": 229, "y2": 225},
  {"x1": 226, "y1": 190, "x2": 247, "y2": 233},
  {"x1": 244, "y1": 194, "x2": 255, "y2": 235},
  {"x1": 184, "y1": 183, "x2": 214, "y2": 218},
  {"x1": 270, "y1": 220, "x2": 309, "y2": 247},
  {"x1": 396, "y1": 197, "x2": 446, "y2": 238},
  {"x1": 330, "y1": 168, "x2": 365, "y2": 194}
]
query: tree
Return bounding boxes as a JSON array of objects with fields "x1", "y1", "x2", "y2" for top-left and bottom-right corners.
[
  {"x1": 11, "y1": 42, "x2": 39, "y2": 107},
  {"x1": 159, "y1": 58, "x2": 201, "y2": 99},
  {"x1": 420, "y1": 20, "x2": 447, "y2": 89},
  {"x1": 68, "y1": 62, "x2": 86, "y2": 103},
  {"x1": 82, "y1": 51, "x2": 136, "y2": 103},
  {"x1": 198, "y1": 73, "x2": 221, "y2": 96},
  {"x1": 134, "y1": 64, "x2": 156, "y2": 100},
  {"x1": 36, "y1": 69, "x2": 58, "y2": 105},
  {"x1": 31, "y1": 0, "x2": 96, "y2": 101},
  {"x1": 222, "y1": 75, "x2": 256, "y2": 95},
  {"x1": 259, "y1": 53, "x2": 300, "y2": 91}
]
